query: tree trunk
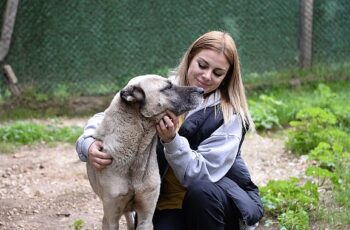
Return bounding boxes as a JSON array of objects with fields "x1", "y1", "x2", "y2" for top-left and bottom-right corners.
[
  {"x1": 299, "y1": 0, "x2": 314, "y2": 68},
  {"x1": 0, "y1": 0, "x2": 19, "y2": 62},
  {"x1": 3, "y1": 64, "x2": 20, "y2": 96}
]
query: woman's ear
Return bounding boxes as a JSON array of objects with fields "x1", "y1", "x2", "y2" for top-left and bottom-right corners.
[{"x1": 120, "y1": 85, "x2": 145, "y2": 104}]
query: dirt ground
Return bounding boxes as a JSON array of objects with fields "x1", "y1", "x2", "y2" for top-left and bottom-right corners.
[{"x1": 0, "y1": 118, "x2": 309, "y2": 230}]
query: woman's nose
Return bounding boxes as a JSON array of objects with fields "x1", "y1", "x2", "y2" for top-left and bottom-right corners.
[{"x1": 201, "y1": 70, "x2": 211, "y2": 81}]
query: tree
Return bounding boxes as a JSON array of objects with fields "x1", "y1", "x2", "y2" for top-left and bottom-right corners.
[{"x1": 0, "y1": 0, "x2": 20, "y2": 96}]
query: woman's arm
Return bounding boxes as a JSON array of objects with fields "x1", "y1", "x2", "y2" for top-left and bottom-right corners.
[
  {"x1": 76, "y1": 112, "x2": 113, "y2": 170},
  {"x1": 75, "y1": 112, "x2": 105, "y2": 161},
  {"x1": 162, "y1": 114, "x2": 242, "y2": 187}
]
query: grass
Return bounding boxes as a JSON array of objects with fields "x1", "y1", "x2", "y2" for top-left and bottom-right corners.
[{"x1": 0, "y1": 121, "x2": 82, "y2": 153}]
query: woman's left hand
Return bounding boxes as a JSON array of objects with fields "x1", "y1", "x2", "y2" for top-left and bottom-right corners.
[{"x1": 156, "y1": 110, "x2": 179, "y2": 143}]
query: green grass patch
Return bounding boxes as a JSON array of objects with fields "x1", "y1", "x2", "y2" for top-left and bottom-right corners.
[
  {"x1": 245, "y1": 61, "x2": 350, "y2": 90},
  {"x1": 0, "y1": 122, "x2": 83, "y2": 152}
]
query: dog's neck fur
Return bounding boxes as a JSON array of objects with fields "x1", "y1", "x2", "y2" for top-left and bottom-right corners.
[{"x1": 94, "y1": 94, "x2": 158, "y2": 173}]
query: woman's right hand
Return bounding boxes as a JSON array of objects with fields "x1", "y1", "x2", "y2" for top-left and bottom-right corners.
[
  {"x1": 88, "y1": 140, "x2": 113, "y2": 170},
  {"x1": 156, "y1": 110, "x2": 179, "y2": 143}
]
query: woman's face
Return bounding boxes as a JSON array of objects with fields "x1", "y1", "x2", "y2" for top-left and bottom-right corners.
[{"x1": 187, "y1": 49, "x2": 230, "y2": 95}]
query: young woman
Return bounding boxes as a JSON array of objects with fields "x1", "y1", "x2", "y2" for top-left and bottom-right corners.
[{"x1": 76, "y1": 31, "x2": 263, "y2": 229}]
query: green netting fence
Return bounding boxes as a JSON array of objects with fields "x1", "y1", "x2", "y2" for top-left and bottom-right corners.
[{"x1": 0, "y1": 0, "x2": 349, "y2": 98}]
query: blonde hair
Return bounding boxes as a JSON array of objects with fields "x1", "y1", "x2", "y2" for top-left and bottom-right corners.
[{"x1": 174, "y1": 31, "x2": 254, "y2": 131}]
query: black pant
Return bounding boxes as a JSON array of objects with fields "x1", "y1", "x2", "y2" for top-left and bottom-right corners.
[{"x1": 153, "y1": 179, "x2": 241, "y2": 230}]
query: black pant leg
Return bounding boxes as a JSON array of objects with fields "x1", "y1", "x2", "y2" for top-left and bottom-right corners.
[
  {"x1": 182, "y1": 180, "x2": 241, "y2": 230},
  {"x1": 153, "y1": 208, "x2": 186, "y2": 230}
]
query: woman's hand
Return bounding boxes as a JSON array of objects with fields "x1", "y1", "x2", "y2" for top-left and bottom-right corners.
[
  {"x1": 156, "y1": 110, "x2": 179, "y2": 143},
  {"x1": 88, "y1": 140, "x2": 113, "y2": 170}
]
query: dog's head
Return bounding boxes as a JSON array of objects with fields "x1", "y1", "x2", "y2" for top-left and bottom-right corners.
[{"x1": 120, "y1": 74, "x2": 203, "y2": 118}]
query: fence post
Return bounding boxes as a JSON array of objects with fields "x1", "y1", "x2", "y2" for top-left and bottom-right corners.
[{"x1": 299, "y1": 0, "x2": 314, "y2": 68}]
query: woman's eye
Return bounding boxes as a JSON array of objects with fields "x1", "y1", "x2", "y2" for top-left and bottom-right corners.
[
  {"x1": 214, "y1": 71, "x2": 225, "y2": 77},
  {"x1": 198, "y1": 61, "x2": 207, "y2": 69}
]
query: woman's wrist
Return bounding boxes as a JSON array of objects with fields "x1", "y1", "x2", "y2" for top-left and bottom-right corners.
[
  {"x1": 162, "y1": 133, "x2": 182, "y2": 154},
  {"x1": 160, "y1": 134, "x2": 176, "y2": 143}
]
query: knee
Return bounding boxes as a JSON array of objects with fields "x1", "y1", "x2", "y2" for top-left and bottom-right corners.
[{"x1": 183, "y1": 180, "x2": 219, "y2": 210}]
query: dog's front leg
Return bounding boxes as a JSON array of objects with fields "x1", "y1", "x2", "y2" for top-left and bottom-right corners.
[
  {"x1": 98, "y1": 170, "x2": 133, "y2": 230},
  {"x1": 101, "y1": 196, "x2": 122, "y2": 230},
  {"x1": 134, "y1": 185, "x2": 160, "y2": 230},
  {"x1": 133, "y1": 208, "x2": 153, "y2": 230}
]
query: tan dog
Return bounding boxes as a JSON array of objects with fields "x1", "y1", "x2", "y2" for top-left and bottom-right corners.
[{"x1": 87, "y1": 74, "x2": 203, "y2": 230}]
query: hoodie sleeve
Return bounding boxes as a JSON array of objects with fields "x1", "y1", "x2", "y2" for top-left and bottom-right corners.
[
  {"x1": 163, "y1": 115, "x2": 242, "y2": 187},
  {"x1": 75, "y1": 112, "x2": 105, "y2": 162}
]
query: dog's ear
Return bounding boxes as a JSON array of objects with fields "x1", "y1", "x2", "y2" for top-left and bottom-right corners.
[{"x1": 120, "y1": 85, "x2": 145, "y2": 104}]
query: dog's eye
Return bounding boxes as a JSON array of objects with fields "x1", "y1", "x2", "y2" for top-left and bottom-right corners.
[{"x1": 162, "y1": 83, "x2": 173, "y2": 91}]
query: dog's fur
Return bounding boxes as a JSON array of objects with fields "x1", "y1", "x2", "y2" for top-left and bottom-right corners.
[{"x1": 87, "y1": 74, "x2": 203, "y2": 230}]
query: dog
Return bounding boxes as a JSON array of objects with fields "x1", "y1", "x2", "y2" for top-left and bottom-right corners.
[{"x1": 86, "y1": 74, "x2": 204, "y2": 230}]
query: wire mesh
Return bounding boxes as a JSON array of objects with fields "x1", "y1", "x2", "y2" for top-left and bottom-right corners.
[{"x1": 0, "y1": 0, "x2": 349, "y2": 97}]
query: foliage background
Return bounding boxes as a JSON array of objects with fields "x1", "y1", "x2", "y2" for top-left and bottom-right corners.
[{"x1": 0, "y1": 0, "x2": 349, "y2": 97}]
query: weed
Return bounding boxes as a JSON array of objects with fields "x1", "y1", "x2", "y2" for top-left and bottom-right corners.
[
  {"x1": 278, "y1": 208, "x2": 310, "y2": 230},
  {"x1": 260, "y1": 177, "x2": 319, "y2": 228},
  {"x1": 71, "y1": 219, "x2": 84, "y2": 230}
]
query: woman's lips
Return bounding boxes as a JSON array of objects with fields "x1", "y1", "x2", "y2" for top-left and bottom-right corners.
[{"x1": 196, "y1": 79, "x2": 208, "y2": 88}]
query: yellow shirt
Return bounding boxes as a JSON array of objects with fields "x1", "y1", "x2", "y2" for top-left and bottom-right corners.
[
  {"x1": 157, "y1": 115, "x2": 186, "y2": 210},
  {"x1": 157, "y1": 168, "x2": 186, "y2": 210}
]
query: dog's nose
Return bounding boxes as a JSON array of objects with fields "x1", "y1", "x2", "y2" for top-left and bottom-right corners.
[{"x1": 196, "y1": 87, "x2": 204, "y2": 94}]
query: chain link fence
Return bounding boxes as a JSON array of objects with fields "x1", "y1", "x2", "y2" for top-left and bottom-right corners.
[
  {"x1": 0, "y1": 0, "x2": 349, "y2": 98},
  {"x1": 313, "y1": 0, "x2": 350, "y2": 64}
]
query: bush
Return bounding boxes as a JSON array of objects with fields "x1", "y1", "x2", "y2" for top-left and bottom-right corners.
[
  {"x1": 313, "y1": 84, "x2": 350, "y2": 132},
  {"x1": 286, "y1": 107, "x2": 342, "y2": 155},
  {"x1": 249, "y1": 94, "x2": 283, "y2": 130}
]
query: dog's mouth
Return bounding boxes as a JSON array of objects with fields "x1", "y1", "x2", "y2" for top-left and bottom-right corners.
[
  {"x1": 140, "y1": 85, "x2": 203, "y2": 120},
  {"x1": 173, "y1": 93, "x2": 203, "y2": 115},
  {"x1": 152, "y1": 109, "x2": 185, "y2": 124},
  {"x1": 153, "y1": 111, "x2": 168, "y2": 123}
]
